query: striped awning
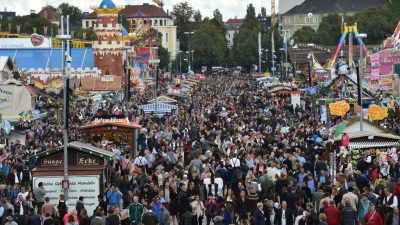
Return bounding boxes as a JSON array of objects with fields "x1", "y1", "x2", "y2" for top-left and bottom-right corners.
[{"x1": 349, "y1": 141, "x2": 400, "y2": 149}]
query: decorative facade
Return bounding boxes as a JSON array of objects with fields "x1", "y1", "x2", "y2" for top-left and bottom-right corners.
[{"x1": 92, "y1": 0, "x2": 124, "y2": 77}]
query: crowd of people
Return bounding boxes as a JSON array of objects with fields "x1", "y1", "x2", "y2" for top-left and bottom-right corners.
[{"x1": 1, "y1": 73, "x2": 400, "y2": 225}]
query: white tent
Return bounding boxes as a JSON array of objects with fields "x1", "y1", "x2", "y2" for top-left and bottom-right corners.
[
  {"x1": 0, "y1": 85, "x2": 36, "y2": 121},
  {"x1": 138, "y1": 102, "x2": 178, "y2": 116}
]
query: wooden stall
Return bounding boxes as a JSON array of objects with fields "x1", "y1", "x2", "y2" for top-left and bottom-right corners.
[{"x1": 31, "y1": 141, "x2": 114, "y2": 215}]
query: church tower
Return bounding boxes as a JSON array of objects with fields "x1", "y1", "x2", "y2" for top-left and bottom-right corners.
[{"x1": 92, "y1": 0, "x2": 124, "y2": 77}]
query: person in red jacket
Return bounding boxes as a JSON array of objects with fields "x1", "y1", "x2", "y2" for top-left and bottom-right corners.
[
  {"x1": 363, "y1": 204, "x2": 383, "y2": 225},
  {"x1": 324, "y1": 200, "x2": 340, "y2": 225}
]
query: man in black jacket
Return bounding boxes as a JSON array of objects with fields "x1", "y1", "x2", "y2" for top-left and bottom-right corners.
[
  {"x1": 339, "y1": 199, "x2": 357, "y2": 225},
  {"x1": 274, "y1": 201, "x2": 294, "y2": 225},
  {"x1": 27, "y1": 208, "x2": 41, "y2": 225},
  {"x1": 387, "y1": 206, "x2": 400, "y2": 225},
  {"x1": 235, "y1": 190, "x2": 250, "y2": 221},
  {"x1": 177, "y1": 185, "x2": 190, "y2": 216},
  {"x1": 180, "y1": 206, "x2": 196, "y2": 225}
]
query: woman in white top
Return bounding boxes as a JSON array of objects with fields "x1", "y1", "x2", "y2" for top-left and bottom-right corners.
[{"x1": 190, "y1": 195, "x2": 205, "y2": 225}]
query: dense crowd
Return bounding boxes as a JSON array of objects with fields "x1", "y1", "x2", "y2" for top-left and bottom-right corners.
[{"x1": 1, "y1": 74, "x2": 400, "y2": 225}]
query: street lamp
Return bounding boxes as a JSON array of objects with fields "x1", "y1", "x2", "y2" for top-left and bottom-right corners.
[
  {"x1": 178, "y1": 50, "x2": 183, "y2": 75},
  {"x1": 307, "y1": 52, "x2": 312, "y2": 87},
  {"x1": 307, "y1": 43, "x2": 315, "y2": 87},
  {"x1": 184, "y1": 31, "x2": 195, "y2": 73},
  {"x1": 56, "y1": 15, "x2": 72, "y2": 201},
  {"x1": 123, "y1": 46, "x2": 132, "y2": 116},
  {"x1": 356, "y1": 33, "x2": 367, "y2": 131}
]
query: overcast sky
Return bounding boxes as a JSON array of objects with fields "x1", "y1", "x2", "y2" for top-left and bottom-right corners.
[{"x1": 2, "y1": 0, "x2": 288, "y2": 21}]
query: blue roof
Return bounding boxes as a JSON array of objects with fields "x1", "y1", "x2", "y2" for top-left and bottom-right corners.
[
  {"x1": 99, "y1": 0, "x2": 116, "y2": 9},
  {"x1": 0, "y1": 48, "x2": 94, "y2": 69},
  {"x1": 121, "y1": 26, "x2": 128, "y2": 36}
]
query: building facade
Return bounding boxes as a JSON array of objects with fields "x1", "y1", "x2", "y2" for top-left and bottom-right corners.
[
  {"x1": 0, "y1": 9, "x2": 16, "y2": 21},
  {"x1": 38, "y1": 6, "x2": 60, "y2": 26},
  {"x1": 224, "y1": 18, "x2": 244, "y2": 49},
  {"x1": 92, "y1": 0, "x2": 124, "y2": 77},
  {"x1": 82, "y1": 3, "x2": 177, "y2": 59},
  {"x1": 281, "y1": 0, "x2": 386, "y2": 39}
]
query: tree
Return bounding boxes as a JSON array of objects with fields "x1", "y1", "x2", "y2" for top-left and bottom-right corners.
[
  {"x1": 57, "y1": 3, "x2": 83, "y2": 28},
  {"x1": 191, "y1": 19, "x2": 227, "y2": 70},
  {"x1": 351, "y1": 6, "x2": 397, "y2": 44},
  {"x1": 158, "y1": 46, "x2": 170, "y2": 70},
  {"x1": 171, "y1": 1, "x2": 195, "y2": 51},
  {"x1": 230, "y1": 4, "x2": 261, "y2": 70},
  {"x1": 3, "y1": 15, "x2": 58, "y2": 35},
  {"x1": 315, "y1": 14, "x2": 342, "y2": 45},
  {"x1": 75, "y1": 28, "x2": 97, "y2": 40},
  {"x1": 211, "y1": 9, "x2": 225, "y2": 33},
  {"x1": 293, "y1": 26, "x2": 317, "y2": 43}
]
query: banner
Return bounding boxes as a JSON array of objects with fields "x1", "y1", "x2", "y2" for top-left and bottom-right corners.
[
  {"x1": 0, "y1": 34, "x2": 51, "y2": 49},
  {"x1": 0, "y1": 86, "x2": 33, "y2": 121},
  {"x1": 370, "y1": 53, "x2": 380, "y2": 81},
  {"x1": 379, "y1": 74, "x2": 393, "y2": 91}
]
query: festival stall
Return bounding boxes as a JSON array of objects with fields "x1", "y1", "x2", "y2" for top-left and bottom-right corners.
[
  {"x1": 333, "y1": 116, "x2": 400, "y2": 167},
  {"x1": 263, "y1": 82, "x2": 302, "y2": 110},
  {"x1": 79, "y1": 117, "x2": 141, "y2": 156},
  {"x1": 31, "y1": 141, "x2": 114, "y2": 215}
]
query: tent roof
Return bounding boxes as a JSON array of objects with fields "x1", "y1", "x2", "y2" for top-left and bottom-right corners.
[{"x1": 334, "y1": 118, "x2": 400, "y2": 141}]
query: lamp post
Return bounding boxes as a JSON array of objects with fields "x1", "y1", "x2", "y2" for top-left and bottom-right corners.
[
  {"x1": 307, "y1": 43, "x2": 315, "y2": 87},
  {"x1": 184, "y1": 31, "x2": 194, "y2": 73},
  {"x1": 56, "y1": 15, "x2": 72, "y2": 201},
  {"x1": 307, "y1": 53, "x2": 312, "y2": 87},
  {"x1": 178, "y1": 50, "x2": 183, "y2": 75},
  {"x1": 123, "y1": 46, "x2": 131, "y2": 116},
  {"x1": 356, "y1": 33, "x2": 367, "y2": 131}
]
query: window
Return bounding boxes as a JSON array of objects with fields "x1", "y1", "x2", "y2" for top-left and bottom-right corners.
[
  {"x1": 305, "y1": 17, "x2": 310, "y2": 23},
  {"x1": 154, "y1": 20, "x2": 158, "y2": 26},
  {"x1": 160, "y1": 19, "x2": 163, "y2": 26},
  {"x1": 92, "y1": 21, "x2": 96, "y2": 27},
  {"x1": 164, "y1": 20, "x2": 167, "y2": 26},
  {"x1": 150, "y1": 20, "x2": 152, "y2": 26},
  {"x1": 285, "y1": 17, "x2": 291, "y2": 24},
  {"x1": 166, "y1": 33, "x2": 168, "y2": 42},
  {"x1": 313, "y1": 16, "x2": 318, "y2": 23},
  {"x1": 86, "y1": 21, "x2": 89, "y2": 28}
]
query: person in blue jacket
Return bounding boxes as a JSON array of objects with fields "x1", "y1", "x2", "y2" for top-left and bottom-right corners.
[
  {"x1": 106, "y1": 184, "x2": 121, "y2": 209},
  {"x1": 151, "y1": 196, "x2": 162, "y2": 222},
  {"x1": 216, "y1": 204, "x2": 232, "y2": 225}
]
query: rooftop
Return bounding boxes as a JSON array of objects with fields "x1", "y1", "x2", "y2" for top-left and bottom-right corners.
[
  {"x1": 224, "y1": 18, "x2": 245, "y2": 25},
  {"x1": 284, "y1": 0, "x2": 386, "y2": 15},
  {"x1": 99, "y1": 0, "x2": 117, "y2": 9},
  {"x1": 84, "y1": 3, "x2": 170, "y2": 19}
]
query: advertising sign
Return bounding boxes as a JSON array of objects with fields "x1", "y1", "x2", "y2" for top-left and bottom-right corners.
[
  {"x1": 379, "y1": 74, "x2": 393, "y2": 91},
  {"x1": 0, "y1": 34, "x2": 51, "y2": 49},
  {"x1": 370, "y1": 53, "x2": 380, "y2": 81},
  {"x1": 33, "y1": 175, "x2": 100, "y2": 215}
]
